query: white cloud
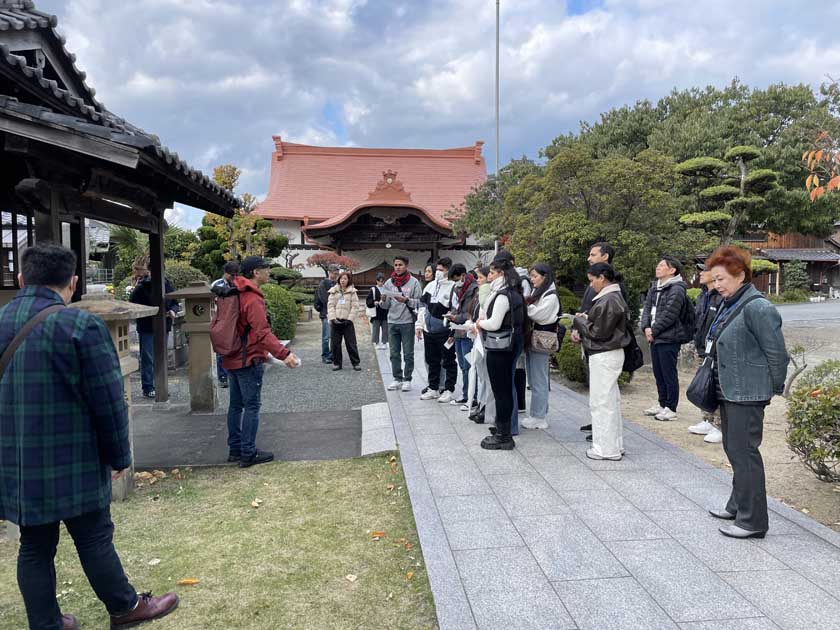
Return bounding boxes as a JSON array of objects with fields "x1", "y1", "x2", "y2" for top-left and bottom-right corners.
[{"x1": 32, "y1": 0, "x2": 839, "y2": 227}]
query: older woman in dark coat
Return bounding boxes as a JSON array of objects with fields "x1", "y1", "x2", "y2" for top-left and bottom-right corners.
[{"x1": 704, "y1": 246, "x2": 789, "y2": 539}]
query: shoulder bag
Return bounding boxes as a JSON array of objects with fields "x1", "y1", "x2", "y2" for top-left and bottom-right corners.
[{"x1": 686, "y1": 294, "x2": 760, "y2": 412}]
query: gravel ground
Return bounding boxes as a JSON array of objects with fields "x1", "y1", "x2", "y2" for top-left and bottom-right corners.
[{"x1": 129, "y1": 318, "x2": 386, "y2": 414}]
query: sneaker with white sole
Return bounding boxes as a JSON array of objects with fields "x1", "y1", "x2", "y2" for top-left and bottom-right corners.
[
  {"x1": 438, "y1": 391, "x2": 454, "y2": 403},
  {"x1": 459, "y1": 403, "x2": 471, "y2": 411},
  {"x1": 401, "y1": 381, "x2": 412, "y2": 392},
  {"x1": 655, "y1": 407, "x2": 678, "y2": 421},
  {"x1": 585, "y1": 448, "x2": 622, "y2": 461},
  {"x1": 521, "y1": 416, "x2": 549, "y2": 430},
  {"x1": 688, "y1": 420, "x2": 715, "y2": 435},
  {"x1": 420, "y1": 389, "x2": 439, "y2": 400},
  {"x1": 387, "y1": 380, "x2": 402, "y2": 391},
  {"x1": 644, "y1": 405, "x2": 664, "y2": 416},
  {"x1": 704, "y1": 427, "x2": 723, "y2": 443}
]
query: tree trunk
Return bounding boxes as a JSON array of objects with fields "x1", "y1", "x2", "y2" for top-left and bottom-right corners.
[{"x1": 720, "y1": 158, "x2": 748, "y2": 245}]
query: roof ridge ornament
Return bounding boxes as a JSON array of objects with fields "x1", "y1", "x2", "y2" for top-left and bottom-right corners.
[{"x1": 367, "y1": 170, "x2": 412, "y2": 202}]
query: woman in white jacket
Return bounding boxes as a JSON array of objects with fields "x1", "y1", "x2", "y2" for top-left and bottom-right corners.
[{"x1": 521, "y1": 263, "x2": 560, "y2": 429}]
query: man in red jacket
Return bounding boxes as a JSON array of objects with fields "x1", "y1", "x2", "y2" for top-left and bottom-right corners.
[{"x1": 222, "y1": 256, "x2": 300, "y2": 467}]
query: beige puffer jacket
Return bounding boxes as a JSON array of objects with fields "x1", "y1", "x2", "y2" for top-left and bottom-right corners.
[{"x1": 327, "y1": 285, "x2": 359, "y2": 322}]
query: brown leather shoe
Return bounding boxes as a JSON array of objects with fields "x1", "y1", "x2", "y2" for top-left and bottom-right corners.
[
  {"x1": 62, "y1": 614, "x2": 79, "y2": 630},
  {"x1": 110, "y1": 592, "x2": 179, "y2": 629}
]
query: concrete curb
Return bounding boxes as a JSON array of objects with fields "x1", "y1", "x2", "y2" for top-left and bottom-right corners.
[{"x1": 360, "y1": 402, "x2": 397, "y2": 455}]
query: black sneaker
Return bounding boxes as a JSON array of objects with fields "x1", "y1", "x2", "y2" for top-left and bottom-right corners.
[
  {"x1": 142, "y1": 390, "x2": 156, "y2": 399},
  {"x1": 219, "y1": 379, "x2": 229, "y2": 389},
  {"x1": 480, "y1": 435, "x2": 515, "y2": 450},
  {"x1": 586, "y1": 434, "x2": 592, "y2": 442},
  {"x1": 580, "y1": 424, "x2": 592, "y2": 432},
  {"x1": 352, "y1": 365, "x2": 362, "y2": 371},
  {"x1": 469, "y1": 411, "x2": 485, "y2": 424},
  {"x1": 239, "y1": 450, "x2": 274, "y2": 468},
  {"x1": 227, "y1": 451, "x2": 240, "y2": 463}
]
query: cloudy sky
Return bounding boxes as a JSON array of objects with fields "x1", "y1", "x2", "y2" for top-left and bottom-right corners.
[{"x1": 36, "y1": 0, "x2": 840, "y2": 229}]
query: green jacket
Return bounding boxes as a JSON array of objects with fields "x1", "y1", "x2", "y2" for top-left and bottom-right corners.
[{"x1": 0, "y1": 286, "x2": 131, "y2": 526}]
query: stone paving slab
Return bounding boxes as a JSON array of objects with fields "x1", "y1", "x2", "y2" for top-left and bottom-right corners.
[{"x1": 375, "y1": 340, "x2": 840, "y2": 630}]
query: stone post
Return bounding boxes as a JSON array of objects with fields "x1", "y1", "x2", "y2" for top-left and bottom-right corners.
[
  {"x1": 167, "y1": 281, "x2": 216, "y2": 413},
  {"x1": 74, "y1": 293, "x2": 158, "y2": 501}
]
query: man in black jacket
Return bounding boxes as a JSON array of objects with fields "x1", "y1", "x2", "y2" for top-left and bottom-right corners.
[
  {"x1": 688, "y1": 263, "x2": 724, "y2": 442},
  {"x1": 314, "y1": 264, "x2": 339, "y2": 364},
  {"x1": 640, "y1": 256, "x2": 689, "y2": 421},
  {"x1": 129, "y1": 259, "x2": 179, "y2": 399}
]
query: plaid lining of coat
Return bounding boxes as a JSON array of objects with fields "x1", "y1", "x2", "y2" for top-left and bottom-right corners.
[{"x1": 0, "y1": 286, "x2": 131, "y2": 526}]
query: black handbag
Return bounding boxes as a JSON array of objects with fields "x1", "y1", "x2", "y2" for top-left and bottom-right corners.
[
  {"x1": 686, "y1": 293, "x2": 761, "y2": 413},
  {"x1": 687, "y1": 357, "x2": 718, "y2": 412},
  {"x1": 622, "y1": 333, "x2": 644, "y2": 373}
]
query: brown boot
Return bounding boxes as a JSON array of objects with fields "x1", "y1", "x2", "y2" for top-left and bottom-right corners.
[
  {"x1": 109, "y1": 592, "x2": 179, "y2": 629},
  {"x1": 62, "y1": 614, "x2": 79, "y2": 630}
]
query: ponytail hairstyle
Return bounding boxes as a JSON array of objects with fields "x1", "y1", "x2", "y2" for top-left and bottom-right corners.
[
  {"x1": 587, "y1": 262, "x2": 623, "y2": 284},
  {"x1": 490, "y1": 256, "x2": 518, "y2": 290},
  {"x1": 529, "y1": 262, "x2": 555, "y2": 303}
]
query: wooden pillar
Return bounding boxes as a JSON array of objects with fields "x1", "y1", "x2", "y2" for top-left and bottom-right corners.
[
  {"x1": 148, "y1": 216, "x2": 169, "y2": 402},
  {"x1": 33, "y1": 206, "x2": 60, "y2": 244},
  {"x1": 69, "y1": 219, "x2": 87, "y2": 302}
]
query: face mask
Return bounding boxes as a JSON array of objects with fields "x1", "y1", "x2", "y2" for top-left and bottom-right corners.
[
  {"x1": 455, "y1": 280, "x2": 464, "y2": 288},
  {"x1": 435, "y1": 270, "x2": 445, "y2": 281}
]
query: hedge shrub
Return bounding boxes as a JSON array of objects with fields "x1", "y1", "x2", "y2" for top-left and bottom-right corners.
[
  {"x1": 786, "y1": 360, "x2": 840, "y2": 483},
  {"x1": 768, "y1": 289, "x2": 811, "y2": 304},
  {"x1": 270, "y1": 266, "x2": 303, "y2": 287},
  {"x1": 261, "y1": 284, "x2": 298, "y2": 341},
  {"x1": 556, "y1": 286, "x2": 580, "y2": 315},
  {"x1": 686, "y1": 288, "x2": 701, "y2": 304},
  {"x1": 554, "y1": 318, "x2": 634, "y2": 386},
  {"x1": 165, "y1": 260, "x2": 208, "y2": 290}
]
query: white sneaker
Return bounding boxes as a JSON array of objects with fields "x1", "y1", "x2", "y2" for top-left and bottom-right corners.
[
  {"x1": 644, "y1": 405, "x2": 664, "y2": 416},
  {"x1": 420, "y1": 389, "x2": 439, "y2": 400},
  {"x1": 655, "y1": 407, "x2": 678, "y2": 421},
  {"x1": 438, "y1": 391, "x2": 454, "y2": 403},
  {"x1": 387, "y1": 380, "x2": 402, "y2": 391},
  {"x1": 521, "y1": 416, "x2": 549, "y2": 430},
  {"x1": 704, "y1": 428, "x2": 723, "y2": 443},
  {"x1": 688, "y1": 420, "x2": 715, "y2": 435},
  {"x1": 459, "y1": 403, "x2": 471, "y2": 412}
]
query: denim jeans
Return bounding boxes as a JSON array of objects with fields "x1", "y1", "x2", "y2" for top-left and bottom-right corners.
[
  {"x1": 371, "y1": 319, "x2": 387, "y2": 345},
  {"x1": 455, "y1": 338, "x2": 473, "y2": 400},
  {"x1": 227, "y1": 362, "x2": 265, "y2": 458},
  {"x1": 216, "y1": 353, "x2": 228, "y2": 381},
  {"x1": 321, "y1": 318, "x2": 332, "y2": 362},
  {"x1": 18, "y1": 507, "x2": 137, "y2": 629},
  {"x1": 388, "y1": 323, "x2": 415, "y2": 381},
  {"x1": 525, "y1": 350, "x2": 550, "y2": 419},
  {"x1": 138, "y1": 331, "x2": 168, "y2": 394}
]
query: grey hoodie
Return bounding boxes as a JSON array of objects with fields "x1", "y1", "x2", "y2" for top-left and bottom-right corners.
[{"x1": 380, "y1": 275, "x2": 423, "y2": 325}]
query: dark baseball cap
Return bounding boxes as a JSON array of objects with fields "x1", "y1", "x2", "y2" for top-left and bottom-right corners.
[{"x1": 241, "y1": 256, "x2": 270, "y2": 277}]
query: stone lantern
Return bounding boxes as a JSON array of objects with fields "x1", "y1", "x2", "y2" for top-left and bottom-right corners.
[
  {"x1": 166, "y1": 281, "x2": 216, "y2": 413},
  {"x1": 74, "y1": 292, "x2": 158, "y2": 501}
]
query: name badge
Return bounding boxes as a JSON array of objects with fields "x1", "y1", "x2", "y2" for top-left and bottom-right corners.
[
  {"x1": 705, "y1": 339, "x2": 713, "y2": 355},
  {"x1": 339, "y1": 296, "x2": 346, "y2": 305}
]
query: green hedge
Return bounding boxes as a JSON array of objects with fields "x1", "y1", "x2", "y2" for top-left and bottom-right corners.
[
  {"x1": 556, "y1": 286, "x2": 580, "y2": 315},
  {"x1": 687, "y1": 288, "x2": 701, "y2": 304},
  {"x1": 786, "y1": 360, "x2": 840, "y2": 482},
  {"x1": 768, "y1": 289, "x2": 811, "y2": 304},
  {"x1": 261, "y1": 284, "x2": 298, "y2": 341},
  {"x1": 554, "y1": 317, "x2": 633, "y2": 386},
  {"x1": 165, "y1": 260, "x2": 208, "y2": 290}
]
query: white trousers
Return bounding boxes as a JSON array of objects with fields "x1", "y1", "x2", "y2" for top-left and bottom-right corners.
[{"x1": 588, "y1": 348, "x2": 624, "y2": 458}]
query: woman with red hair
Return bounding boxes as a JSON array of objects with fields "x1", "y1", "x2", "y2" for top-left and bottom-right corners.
[{"x1": 703, "y1": 246, "x2": 788, "y2": 539}]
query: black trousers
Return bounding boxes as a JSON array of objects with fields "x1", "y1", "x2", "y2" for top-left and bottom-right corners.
[
  {"x1": 425, "y1": 332, "x2": 457, "y2": 392},
  {"x1": 18, "y1": 507, "x2": 137, "y2": 629},
  {"x1": 515, "y1": 367, "x2": 527, "y2": 411},
  {"x1": 487, "y1": 348, "x2": 517, "y2": 438},
  {"x1": 720, "y1": 401, "x2": 769, "y2": 532},
  {"x1": 331, "y1": 320, "x2": 360, "y2": 368},
  {"x1": 650, "y1": 342, "x2": 681, "y2": 411}
]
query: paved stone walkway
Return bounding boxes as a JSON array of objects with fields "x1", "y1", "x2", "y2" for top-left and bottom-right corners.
[{"x1": 376, "y1": 343, "x2": 840, "y2": 630}]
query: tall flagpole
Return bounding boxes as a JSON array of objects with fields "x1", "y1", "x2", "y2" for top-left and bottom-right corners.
[{"x1": 494, "y1": 0, "x2": 500, "y2": 255}]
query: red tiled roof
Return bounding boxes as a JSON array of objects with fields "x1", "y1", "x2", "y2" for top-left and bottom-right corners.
[{"x1": 254, "y1": 138, "x2": 487, "y2": 228}]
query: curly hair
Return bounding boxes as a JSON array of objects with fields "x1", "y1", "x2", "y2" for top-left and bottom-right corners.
[{"x1": 705, "y1": 246, "x2": 752, "y2": 283}]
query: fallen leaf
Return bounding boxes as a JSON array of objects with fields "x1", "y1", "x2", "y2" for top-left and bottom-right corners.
[
  {"x1": 386, "y1": 484, "x2": 395, "y2": 492},
  {"x1": 405, "y1": 571, "x2": 414, "y2": 581},
  {"x1": 149, "y1": 477, "x2": 158, "y2": 485},
  {"x1": 388, "y1": 455, "x2": 397, "y2": 463},
  {"x1": 152, "y1": 470, "x2": 167, "y2": 479},
  {"x1": 148, "y1": 558, "x2": 161, "y2": 566},
  {"x1": 801, "y1": 508, "x2": 810, "y2": 514},
  {"x1": 405, "y1": 542, "x2": 413, "y2": 551},
  {"x1": 370, "y1": 530, "x2": 386, "y2": 540},
  {"x1": 176, "y1": 578, "x2": 200, "y2": 586},
  {"x1": 345, "y1": 574, "x2": 358, "y2": 583},
  {"x1": 386, "y1": 592, "x2": 394, "y2": 600},
  {"x1": 251, "y1": 498, "x2": 264, "y2": 509},
  {"x1": 389, "y1": 462, "x2": 399, "y2": 474}
]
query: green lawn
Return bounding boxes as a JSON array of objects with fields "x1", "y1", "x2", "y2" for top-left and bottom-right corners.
[{"x1": 0, "y1": 454, "x2": 438, "y2": 630}]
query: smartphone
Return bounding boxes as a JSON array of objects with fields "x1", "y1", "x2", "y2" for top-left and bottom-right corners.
[{"x1": 444, "y1": 338, "x2": 454, "y2": 350}]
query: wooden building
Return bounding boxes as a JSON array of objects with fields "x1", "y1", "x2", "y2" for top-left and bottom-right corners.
[
  {"x1": 0, "y1": 0, "x2": 239, "y2": 400},
  {"x1": 254, "y1": 137, "x2": 490, "y2": 285}
]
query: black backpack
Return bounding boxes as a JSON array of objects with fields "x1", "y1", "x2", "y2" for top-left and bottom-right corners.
[{"x1": 678, "y1": 287, "x2": 696, "y2": 344}]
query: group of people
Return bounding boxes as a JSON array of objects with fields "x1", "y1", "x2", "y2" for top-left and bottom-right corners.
[{"x1": 0, "y1": 235, "x2": 792, "y2": 628}]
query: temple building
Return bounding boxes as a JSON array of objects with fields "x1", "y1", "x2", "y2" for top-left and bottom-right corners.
[{"x1": 254, "y1": 137, "x2": 492, "y2": 284}]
